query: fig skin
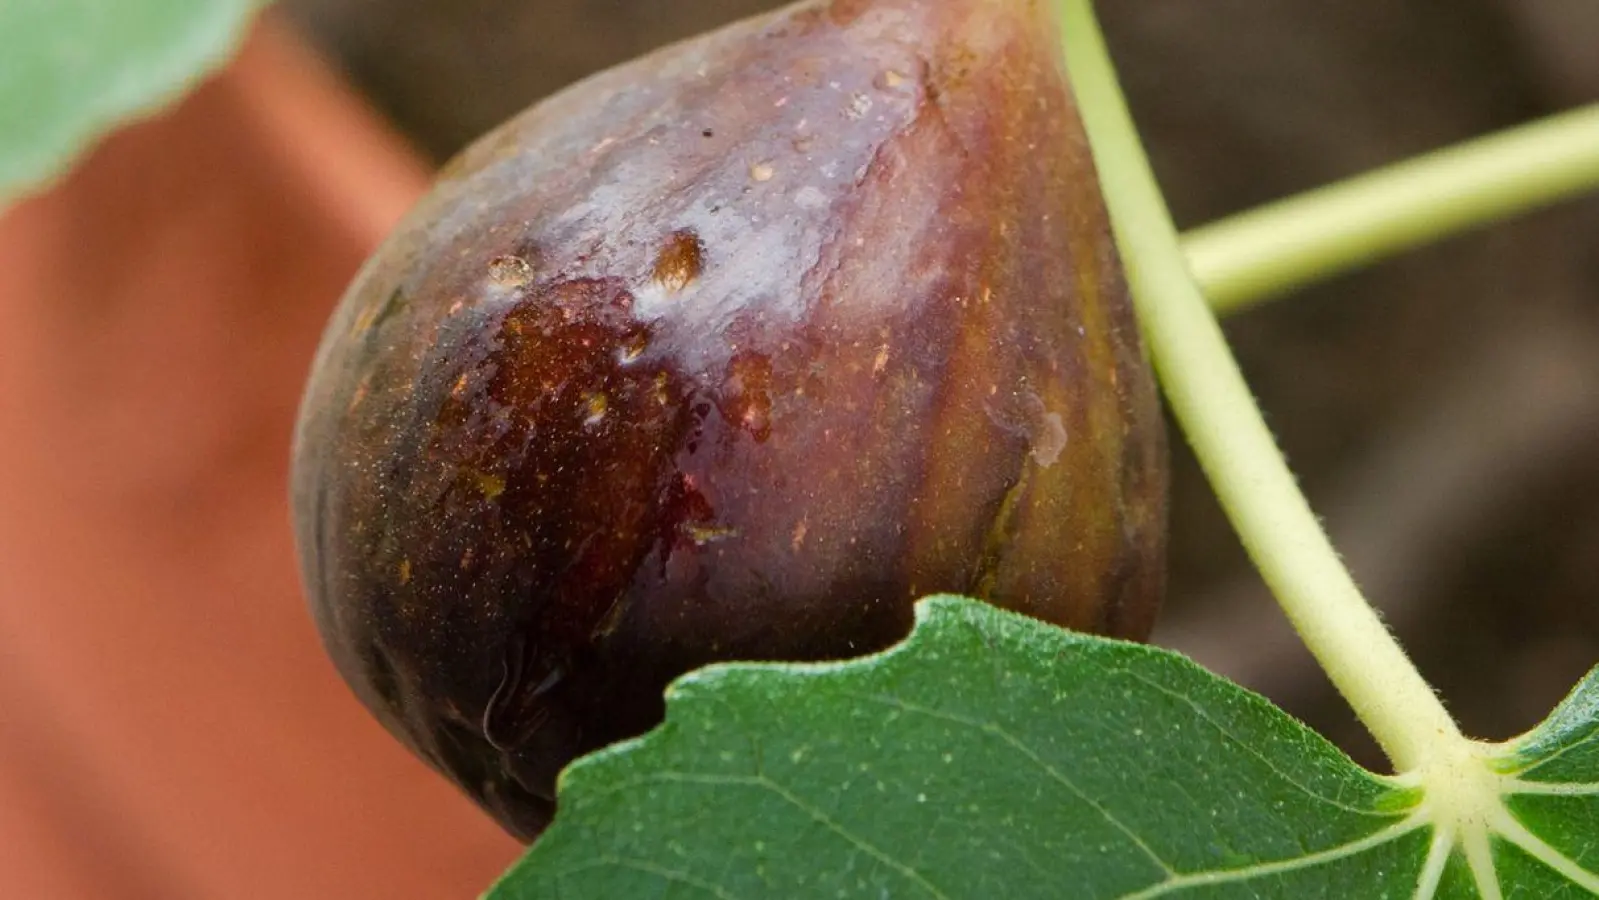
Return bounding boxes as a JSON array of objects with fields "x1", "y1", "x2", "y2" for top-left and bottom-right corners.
[{"x1": 291, "y1": 0, "x2": 1167, "y2": 841}]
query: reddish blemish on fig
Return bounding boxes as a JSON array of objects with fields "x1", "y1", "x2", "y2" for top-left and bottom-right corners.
[
  {"x1": 652, "y1": 230, "x2": 705, "y2": 292},
  {"x1": 581, "y1": 392, "x2": 610, "y2": 427},
  {"x1": 720, "y1": 351, "x2": 775, "y2": 443},
  {"x1": 487, "y1": 254, "x2": 535, "y2": 288},
  {"x1": 291, "y1": 0, "x2": 1168, "y2": 842},
  {"x1": 875, "y1": 69, "x2": 909, "y2": 91},
  {"x1": 619, "y1": 340, "x2": 647, "y2": 366},
  {"x1": 473, "y1": 471, "x2": 507, "y2": 500}
]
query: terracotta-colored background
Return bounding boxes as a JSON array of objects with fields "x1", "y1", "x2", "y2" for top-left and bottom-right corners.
[{"x1": 0, "y1": 17, "x2": 518, "y2": 899}]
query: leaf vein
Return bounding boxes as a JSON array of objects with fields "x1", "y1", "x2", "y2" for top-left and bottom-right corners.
[
  {"x1": 1115, "y1": 815, "x2": 1428, "y2": 899},
  {"x1": 577, "y1": 770, "x2": 953, "y2": 899},
  {"x1": 1505, "y1": 735, "x2": 1597, "y2": 781},
  {"x1": 1114, "y1": 666, "x2": 1393, "y2": 818},
  {"x1": 754, "y1": 775, "x2": 955, "y2": 899},
  {"x1": 848, "y1": 691, "x2": 1178, "y2": 877},
  {"x1": 1488, "y1": 798, "x2": 1599, "y2": 893},
  {"x1": 552, "y1": 855, "x2": 745, "y2": 900},
  {"x1": 1501, "y1": 778, "x2": 1599, "y2": 797}
]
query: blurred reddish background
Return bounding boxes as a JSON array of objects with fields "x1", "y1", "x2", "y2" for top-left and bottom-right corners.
[{"x1": 0, "y1": 17, "x2": 518, "y2": 899}]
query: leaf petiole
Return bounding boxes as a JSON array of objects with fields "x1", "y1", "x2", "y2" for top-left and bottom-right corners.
[
  {"x1": 1183, "y1": 102, "x2": 1599, "y2": 314},
  {"x1": 1057, "y1": 0, "x2": 1463, "y2": 775}
]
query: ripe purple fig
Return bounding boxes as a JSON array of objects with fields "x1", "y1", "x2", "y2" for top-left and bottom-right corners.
[{"x1": 292, "y1": 0, "x2": 1167, "y2": 841}]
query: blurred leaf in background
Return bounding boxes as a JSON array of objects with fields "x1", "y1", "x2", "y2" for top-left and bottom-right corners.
[{"x1": 0, "y1": 0, "x2": 261, "y2": 205}]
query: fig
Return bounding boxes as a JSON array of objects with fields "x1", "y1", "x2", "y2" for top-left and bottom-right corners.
[{"x1": 291, "y1": 0, "x2": 1167, "y2": 841}]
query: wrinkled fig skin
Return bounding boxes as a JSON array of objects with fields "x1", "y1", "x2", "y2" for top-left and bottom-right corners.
[{"x1": 291, "y1": 0, "x2": 1167, "y2": 841}]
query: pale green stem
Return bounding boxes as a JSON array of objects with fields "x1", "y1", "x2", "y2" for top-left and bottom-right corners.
[
  {"x1": 1057, "y1": 0, "x2": 1464, "y2": 772},
  {"x1": 1184, "y1": 103, "x2": 1599, "y2": 314}
]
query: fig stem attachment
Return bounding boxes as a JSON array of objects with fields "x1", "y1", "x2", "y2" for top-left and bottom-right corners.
[
  {"x1": 1058, "y1": 0, "x2": 1463, "y2": 774},
  {"x1": 1183, "y1": 102, "x2": 1599, "y2": 314}
]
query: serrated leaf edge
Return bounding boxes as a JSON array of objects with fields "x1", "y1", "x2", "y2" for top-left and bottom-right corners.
[{"x1": 508, "y1": 598, "x2": 1599, "y2": 899}]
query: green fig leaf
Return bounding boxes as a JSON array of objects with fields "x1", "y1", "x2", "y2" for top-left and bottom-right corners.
[
  {"x1": 0, "y1": 0, "x2": 260, "y2": 206},
  {"x1": 487, "y1": 596, "x2": 1599, "y2": 899}
]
